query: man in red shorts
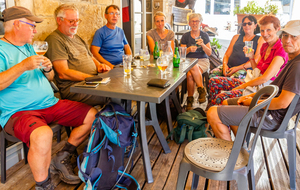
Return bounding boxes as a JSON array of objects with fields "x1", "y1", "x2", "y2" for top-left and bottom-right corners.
[{"x1": 0, "y1": 6, "x2": 97, "y2": 189}]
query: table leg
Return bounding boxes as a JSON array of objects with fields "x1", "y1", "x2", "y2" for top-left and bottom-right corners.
[
  {"x1": 137, "y1": 101, "x2": 153, "y2": 183},
  {"x1": 164, "y1": 96, "x2": 173, "y2": 140},
  {"x1": 148, "y1": 103, "x2": 171, "y2": 154}
]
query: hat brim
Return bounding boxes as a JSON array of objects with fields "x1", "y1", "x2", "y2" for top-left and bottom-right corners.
[
  {"x1": 26, "y1": 15, "x2": 43, "y2": 23},
  {"x1": 277, "y1": 28, "x2": 300, "y2": 37}
]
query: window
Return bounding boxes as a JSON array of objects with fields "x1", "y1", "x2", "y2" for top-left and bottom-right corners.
[{"x1": 214, "y1": 0, "x2": 231, "y2": 15}]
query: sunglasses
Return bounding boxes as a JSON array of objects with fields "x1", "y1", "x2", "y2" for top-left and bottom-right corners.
[{"x1": 242, "y1": 22, "x2": 253, "y2": 26}]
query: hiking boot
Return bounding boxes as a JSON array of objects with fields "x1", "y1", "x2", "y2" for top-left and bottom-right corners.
[
  {"x1": 186, "y1": 96, "x2": 194, "y2": 111},
  {"x1": 197, "y1": 87, "x2": 206, "y2": 104},
  {"x1": 35, "y1": 178, "x2": 56, "y2": 190},
  {"x1": 50, "y1": 151, "x2": 81, "y2": 184}
]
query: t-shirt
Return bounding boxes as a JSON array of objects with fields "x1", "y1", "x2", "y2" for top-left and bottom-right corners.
[
  {"x1": 257, "y1": 39, "x2": 288, "y2": 80},
  {"x1": 228, "y1": 35, "x2": 260, "y2": 68},
  {"x1": 146, "y1": 29, "x2": 175, "y2": 52},
  {"x1": 180, "y1": 31, "x2": 210, "y2": 59},
  {"x1": 92, "y1": 25, "x2": 128, "y2": 65},
  {"x1": 270, "y1": 54, "x2": 300, "y2": 122},
  {"x1": 0, "y1": 41, "x2": 58, "y2": 128},
  {"x1": 45, "y1": 29, "x2": 97, "y2": 100}
]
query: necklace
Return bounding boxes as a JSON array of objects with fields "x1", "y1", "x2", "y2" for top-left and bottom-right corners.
[{"x1": 3, "y1": 37, "x2": 29, "y2": 57}]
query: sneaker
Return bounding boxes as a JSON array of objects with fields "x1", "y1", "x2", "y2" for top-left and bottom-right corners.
[
  {"x1": 197, "y1": 87, "x2": 206, "y2": 104},
  {"x1": 35, "y1": 178, "x2": 56, "y2": 190},
  {"x1": 50, "y1": 151, "x2": 81, "y2": 184},
  {"x1": 186, "y1": 96, "x2": 194, "y2": 111}
]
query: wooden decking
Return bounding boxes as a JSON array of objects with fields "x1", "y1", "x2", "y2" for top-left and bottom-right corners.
[{"x1": 1, "y1": 116, "x2": 300, "y2": 189}]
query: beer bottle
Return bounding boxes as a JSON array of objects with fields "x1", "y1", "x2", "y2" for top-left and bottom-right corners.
[
  {"x1": 153, "y1": 41, "x2": 160, "y2": 59},
  {"x1": 173, "y1": 47, "x2": 180, "y2": 68}
]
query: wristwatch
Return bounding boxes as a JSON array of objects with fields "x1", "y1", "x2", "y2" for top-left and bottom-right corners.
[{"x1": 42, "y1": 67, "x2": 53, "y2": 73}]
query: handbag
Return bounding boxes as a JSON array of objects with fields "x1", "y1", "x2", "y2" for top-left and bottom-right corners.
[
  {"x1": 208, "y1": 46, "x2": 222, "y2": 70},
  {"x1": 243, "y1": 68, "x2": 262, "y2": 96}
]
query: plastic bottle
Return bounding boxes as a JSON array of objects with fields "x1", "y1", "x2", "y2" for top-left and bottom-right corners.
[
  {"x1": 143, "y1": 46, "x2": 150, "y2": 61},
  {"x1": 153, "y1": 41, "x2": 160, "y2": 59},
  {"x1": 173, "y1": 47, "x2": 180, "y2": 68}
]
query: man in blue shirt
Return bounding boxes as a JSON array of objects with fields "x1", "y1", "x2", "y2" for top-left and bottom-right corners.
[
  {"x1": 0, "y1": 6, "x2": 97, "y2": 189},
  {"x1": 91, "y1": 5, "x2": 132, "y2": 69}
]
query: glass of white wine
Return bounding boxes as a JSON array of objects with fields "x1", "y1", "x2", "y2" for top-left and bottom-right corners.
[
  {"x1": 33, "y1": 41, "x2": 48, "y2": 68},
  {"x1": 156, "y1": 52, "x2": 168, "y2": 77}
]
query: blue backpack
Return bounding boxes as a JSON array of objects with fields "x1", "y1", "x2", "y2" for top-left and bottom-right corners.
[{"x1": 78, "y1": 102, "x2": 140, "y2": 190}]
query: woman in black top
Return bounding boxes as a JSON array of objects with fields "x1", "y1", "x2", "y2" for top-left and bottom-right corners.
[{"x1": 222, "y1": 15, "x2": 264, "y2": 77}]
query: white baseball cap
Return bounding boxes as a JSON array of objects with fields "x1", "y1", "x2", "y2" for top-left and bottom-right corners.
[{"x1": 277, "y1": 20, "x2": 300, "y2": 36}]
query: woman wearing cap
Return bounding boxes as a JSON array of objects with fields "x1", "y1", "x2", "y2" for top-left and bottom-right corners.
[
  {"x1": 210, "y1": 15, "x2": 288, "y2": 106},
  {"x1": 146, "y1": 11, "x2": 174, "y2": 53},
  {"x1": 180, "y1": 13, "x2": 212, "y2": 110}
]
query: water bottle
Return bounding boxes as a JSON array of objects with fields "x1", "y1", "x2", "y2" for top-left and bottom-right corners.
[{"x1": 173, "y1": 47, "x2": 180, "y2": 68}]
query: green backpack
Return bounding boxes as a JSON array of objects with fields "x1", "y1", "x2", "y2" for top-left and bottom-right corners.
[{"x1": 167, "y1": 108, "x2": 207, "y2": 144}]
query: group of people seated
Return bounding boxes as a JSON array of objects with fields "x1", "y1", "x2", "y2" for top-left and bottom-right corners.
[{"x1": 1, "y1": 3, "x2": 300, "y2": 190}]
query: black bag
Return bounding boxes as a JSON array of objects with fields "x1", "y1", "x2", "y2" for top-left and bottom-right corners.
[{"x1": 209, "y1": 46, "x2": 222, "y2": 70}]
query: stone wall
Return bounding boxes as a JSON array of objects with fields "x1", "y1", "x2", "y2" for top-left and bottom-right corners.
[{"x1": 14, "y1": 0, "x2": 121, "y2": 45}]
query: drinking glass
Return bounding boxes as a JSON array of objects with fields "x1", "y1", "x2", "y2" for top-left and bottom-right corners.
[
  {"x1": 123, "y1": 55, "x2": 132, "y2": 75},
  {"x1": 156, "y1": 53, "x2": 168, "y2": 77},
  {"x1": 179, "y1": 47, "x2": 187, "y2": 62},
  {"x1": 33, "y1": 41, "x2": 48, "y2": 56},
  {"x1": 33, "y1": 41, "x2": 48, "y2": 68},
  {"x1": 244, "y1": 41, "x2": 253, "y2": 57},
  {"x1": 195, "y1": 36, "x2": 201, "y2": 47}
]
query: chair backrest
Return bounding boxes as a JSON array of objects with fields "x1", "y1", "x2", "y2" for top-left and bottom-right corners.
[
  {"x1": 221, "y1": 85, "x2": 279, "y2": 174},
  {"x1": 266, "y1": 94, "x2": 300, "y2": 136}
]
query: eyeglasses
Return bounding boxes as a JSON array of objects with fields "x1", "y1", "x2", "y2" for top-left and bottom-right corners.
[
  {"x1": 107, "y1": 12, "x2": 120, "y2": 16},
  {"x1": 190, "y1": 20, "x2": 200, "y2": 24},
  {"x1": 242, "y1": 22, "x2": 253, "y2": 26},
  {"x1": 61, "y1": 18, "x2": 82, "y2": 25},
  {"x1": 18, "y1": 20, "x2": 36, "y2": 30}
]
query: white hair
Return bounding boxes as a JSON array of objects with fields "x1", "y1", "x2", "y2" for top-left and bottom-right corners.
[
  {"x1": 54, "y1": 4, "x2": 78, "y2": 22},
  {"x1": 188, "y1": 13, "x2": 203, "y2": 23}
]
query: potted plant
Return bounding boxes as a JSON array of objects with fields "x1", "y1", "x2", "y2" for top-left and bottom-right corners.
[{"x1": 234, "y1": 0, "x2": 279, "y2": 24}]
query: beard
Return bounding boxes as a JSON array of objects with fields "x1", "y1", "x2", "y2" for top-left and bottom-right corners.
[{"x1": 69, "y1": 26, "x2": 78, "y2": 35}]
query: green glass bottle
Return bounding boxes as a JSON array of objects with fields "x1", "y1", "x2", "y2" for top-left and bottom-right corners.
[
  {"x1": 173, "y1": 47, "x2": 180, "y2": 68},
  {"x1": 153, "y1": 41, "x2": 160, "y2": 59}
]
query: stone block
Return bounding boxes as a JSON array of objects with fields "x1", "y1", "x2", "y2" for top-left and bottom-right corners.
[
  {"x1": 33, "y1": 0, "x2": 60, "y2": 16},
  {"x1": 33, "y1": 17, "x2": 57, "y2": 41}
]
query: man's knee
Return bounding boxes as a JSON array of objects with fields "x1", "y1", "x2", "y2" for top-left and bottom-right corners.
[
  {"x1": 30, "y1": 126, "x2": 53, "y2": 153},
  {"x1": 207, "y1": 106, "x2": 219, "y2": 124}
]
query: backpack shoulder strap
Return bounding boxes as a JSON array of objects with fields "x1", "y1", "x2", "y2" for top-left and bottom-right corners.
[
  {"x1": 177, "y1": 124, "x2": 187, "y2": 144},
  {"x1": 187, "y1": 125, "x2": 195, "y2": 142}
]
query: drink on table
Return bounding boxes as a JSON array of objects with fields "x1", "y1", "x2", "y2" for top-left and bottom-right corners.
[
  {"x1": 123, "y1": 54, "x2": 132, "y2": 75},
  {"x1": 143, "y1": 47, "x2": 150, "y2": 61},
  {"x1": 156, "y1": 52, "x2": 168, "y2": 76},
  {"x1": 173, "y1": 47, "x2": 180, "y2": 68},
  {"x1": 153, "y1": 41, "x2": 160, "y2": 59}
]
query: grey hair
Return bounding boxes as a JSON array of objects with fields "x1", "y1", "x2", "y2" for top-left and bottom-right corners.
[
  {"x1": 3, "y1": 19, "x2": 15, "y2": 32},
  {"x1": 188, "y1": 13, "x2": 203, "y2": 23},
  {"x1": 54, "y1": 4, "x2": 78, "y2": 21}
]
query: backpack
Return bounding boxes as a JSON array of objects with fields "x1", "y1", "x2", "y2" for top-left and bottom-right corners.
[
  {"x1": 167, "y1": 108, "x2": 207, "y2": 144},
  {"x1": 78, "y1": 102, "x2": 140, "y2": 190}
]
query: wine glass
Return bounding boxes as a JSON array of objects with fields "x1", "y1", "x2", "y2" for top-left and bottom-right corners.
[
  {"x1": 33, "y1": 41, "x2": 48, "y2": 68},
  {"x1": 156, "y1": 53, "x2": 168, "y2": 77}
]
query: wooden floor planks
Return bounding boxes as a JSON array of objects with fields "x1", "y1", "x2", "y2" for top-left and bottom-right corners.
[{"x1": 1, "y1": 120, "x2": 300, "y2": 190}]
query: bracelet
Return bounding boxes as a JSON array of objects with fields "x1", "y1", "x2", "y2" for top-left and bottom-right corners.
[
  {"x1": 249, "y1": 58, "x2": 255, "y2": 61},
  {"x1": 243, "y1": 64, "x2": 246, "y2": 70},
  {"x1": 42, "y1": 67, "x2": 53, "y2": 73}
]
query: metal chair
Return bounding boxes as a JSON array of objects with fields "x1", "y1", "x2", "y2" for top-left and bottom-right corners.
[
  {"x1": 246, "y1": 94, "x2": 300, "y2": 190},
  {"x1": 0, "y1": 123, "x2": 64, "y2": 183},
  {"x1": 176, "y1": 85, "x2": 279, "y2": 190}
]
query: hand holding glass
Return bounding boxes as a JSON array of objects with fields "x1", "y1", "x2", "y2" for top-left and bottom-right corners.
[
  {"x1": 244, "y1": 41, "x2": 253, "y2": 57},
  {"x1": 33, "y1": 41, "x2": 48, "y2": 68},
  {"x1": 195, "y1": 36, "x2": 201, "y2": 47}
]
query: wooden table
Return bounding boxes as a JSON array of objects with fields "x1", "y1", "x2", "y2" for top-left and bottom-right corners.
[{"x1": 71, "y1": 58, "x2": 197, "y2": 183}]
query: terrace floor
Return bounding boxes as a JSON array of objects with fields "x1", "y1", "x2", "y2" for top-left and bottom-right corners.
[{"x1": 1, "y1": 100, "x2": 300, "y2": 190}]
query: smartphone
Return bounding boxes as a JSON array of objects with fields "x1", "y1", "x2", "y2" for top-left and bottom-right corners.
[{"x1": 75, "y1": 82, "x2": 99, "y2": 88}]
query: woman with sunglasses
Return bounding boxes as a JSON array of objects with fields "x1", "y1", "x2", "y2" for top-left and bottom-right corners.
[
  {"x1": 180, "y1": 13, "x2": 212, "y2": 110},
  {"x1": 146, "y1": 11, "x2": 175, "y2": 53},
  {"x1": 209, "y1": 15, "x2": 288, "y2": 106}
]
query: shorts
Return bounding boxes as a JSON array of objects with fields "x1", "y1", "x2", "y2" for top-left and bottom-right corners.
[
  {"x1": 4, "y1": 99, "x2": 92, "y2": 147},
  {"x1": 197, "y1": 58, "x2": 210, "y2": 73},
  {"x1": 217, "y1": 105, "x2": 280, "y2": 131}
]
